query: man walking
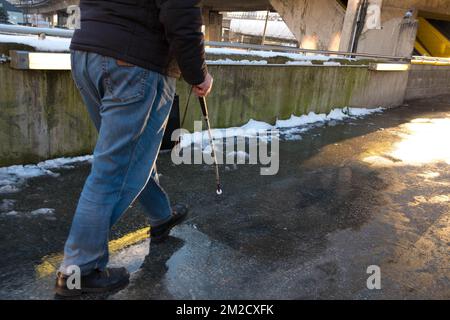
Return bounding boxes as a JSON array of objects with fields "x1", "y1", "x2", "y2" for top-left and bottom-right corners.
[{"x1": 55, "y1": 0, "x2": 213, "y2": 297}]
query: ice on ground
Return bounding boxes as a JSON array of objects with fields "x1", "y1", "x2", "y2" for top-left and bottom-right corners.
[
  {"x1": 0, "y1": 107, "x2": 384, "y2": 191},
  {"x1": 109, "y1": 239, "x2": 150, "y2": 274},
  {"x1": 0, "y1": 155, "x2": 93, "y2": 194},
  {"x1": 0, "y1": 34, "x2": 71, "y2": 52}
]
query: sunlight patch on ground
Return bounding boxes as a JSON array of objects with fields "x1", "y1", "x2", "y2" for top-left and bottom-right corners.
[
  {"x1": 390, "y1": 118, "x2": 450, "y2": 165},
  {"x1": 418, "y1": 171, "x2": 441, "y2": 179},
  {"x1": 364, "y1": 118, "x2": 450, "y2": 166},
  {"x1": 409, "y1": 195, "x2": 450, "y2": 206}
]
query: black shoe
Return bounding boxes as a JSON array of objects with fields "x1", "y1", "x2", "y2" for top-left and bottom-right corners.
[
  {"x1": 54, "y1": 267, "x2": 130, "y2": 297},
  {"x1": 151, "y1": 204, "x2": 189, "y2": 243}
]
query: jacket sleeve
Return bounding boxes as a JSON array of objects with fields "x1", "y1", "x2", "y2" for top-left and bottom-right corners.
[{"x1": 158, "y1": 0, "x2": 207, "y2": 85}]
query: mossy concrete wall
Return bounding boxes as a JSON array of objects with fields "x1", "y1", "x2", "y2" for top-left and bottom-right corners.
[
  {"x1": 178, "y1": 64, "x2": 408, "y2": 130},
  {"x1": 0, "y1": 63, "x2": 409, "y2": 166},
  {"x1": 0, "y1": 65, "x2": 97, "y2": 166}
]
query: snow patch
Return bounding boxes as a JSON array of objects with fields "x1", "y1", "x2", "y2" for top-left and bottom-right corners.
[
  {"x1": 4, "y1": 211, "x2": 19, "y2": 217},
  {"x1": 0, "y1": 199, "x2": 16, "y2": 212},
  {"x1": 285, "y1": 61, "x2": 313, "y2": 66},
  {"x1": 1, "y1": 208, "x2": 56, "y2": 218},
  {"x1": 180, "y1": 107, "x2": 384, "y2": 149},
  {"x1": 0, "y1": 185, "x2": 20, "y2": 194},
  {"x1": 0, "y1": 155, "x2": 93, "y2": 194},
  {"x1": 207, "y1": 58, "x2": 268, "y2": 65},
  {"x1": 227, "y1": 151, "x2": 250, "y2": 160},
  {"x1": 30, "y1": 208, "x2": 55, "y2": 216},
  {"x1": 179, "y1": 119, "x2": 275, "y2": 149},
  {"x1": 242, "y1": 119, "x2": 274, "y2": 132},
  {"x1": 323, "y1": 61, "x2": 342, "y2": 66},
  {"x1": 276, "y1": 107, "x2": 383, "y2": 129},
  {"x1": 206, "y1": 47, "x2": 335, "y2": 62}
]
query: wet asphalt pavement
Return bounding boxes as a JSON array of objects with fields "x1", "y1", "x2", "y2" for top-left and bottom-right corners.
[{"x1": 0, "y1": 96, "x2": 449, "y2": 300}]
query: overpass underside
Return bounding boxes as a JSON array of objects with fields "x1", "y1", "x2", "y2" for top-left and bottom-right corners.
[
  {"x1": 19, "y1": 0, "x2": 450, "y2": 58},
  {"x1": 22, "y1": 0, "x2": 274, "y2": 14}
]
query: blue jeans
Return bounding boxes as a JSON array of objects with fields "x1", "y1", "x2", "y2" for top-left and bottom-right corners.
[{"x1": 60, "y1": 50, "x2": 176, "y2": 275}]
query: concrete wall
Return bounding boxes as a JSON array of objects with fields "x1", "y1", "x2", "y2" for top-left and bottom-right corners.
[
  {"x1": 405, "y1": 64, "x2": 450, "y2": 100},
  {"x1": 358, "y1": 3, "x2": 418, "y2": 57},
  {"x1": 340, "y1": 0, "x2": 419, "y2": 57},
  {"x1": 0, "y1": 65, "x2": 97, "y2": 167},
  {"x1": 178, "y1": 65, "x2": 409, "y2": 131},
  {"x1": 0, "y1": 63, "x2": 409, "y2": 166}
]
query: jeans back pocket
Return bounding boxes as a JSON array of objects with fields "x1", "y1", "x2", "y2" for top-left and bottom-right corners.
[{"x1": 101, "y1": 56, "x2": 150, "y2": 104}]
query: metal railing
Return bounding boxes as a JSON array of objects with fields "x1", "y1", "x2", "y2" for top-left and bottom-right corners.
[
  {"x1": 0, "y1": 23, "x2": 74, "y2": 38},
  {"x1": 8, "y1": 0, "x2": 52, "y2": 8},
  {"x1": 206, "y1": 41, "x2": 410, "y2": 62},
  {"x1": 0, "y1": 23, "x2": 412, "y2": 62}
]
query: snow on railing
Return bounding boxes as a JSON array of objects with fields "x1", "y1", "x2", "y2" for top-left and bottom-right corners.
[{"x1": 0, "y1": 23, "x2": 411, "y2": 62}]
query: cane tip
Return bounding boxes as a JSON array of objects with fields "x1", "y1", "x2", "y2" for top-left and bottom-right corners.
[{"x1": 216, "y1": 187, "x2": 223, "y2": 196}]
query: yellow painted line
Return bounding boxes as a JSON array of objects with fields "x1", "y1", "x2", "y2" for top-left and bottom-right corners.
[
  {"x1": 35, "y1": 227, "x2": 150, "y2": 279},
  {"x1": 109, "y1": 227, "x2": 150, "y2": 252}
]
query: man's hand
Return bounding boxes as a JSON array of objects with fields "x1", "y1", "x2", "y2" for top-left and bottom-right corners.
[{"x1": 193, "y1": 73, "x2": 213, "y2": 97}]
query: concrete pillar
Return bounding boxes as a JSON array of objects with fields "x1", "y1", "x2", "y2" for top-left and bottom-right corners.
[
  {"x1": 202, "y1": 9, "x2": 223, "y2": 42},
  {"x1": 339, "y1": 0, "x2": 362, "y2": 52},
  {"x1": 339, "y1": 0, "x2": 418, "y2": 57},
  {"x1": 269, "y1": 0, "x2": 346, "y2": 50},
  {"x1": 51, "y1": 12, "x2": 58, "y2": 27}
]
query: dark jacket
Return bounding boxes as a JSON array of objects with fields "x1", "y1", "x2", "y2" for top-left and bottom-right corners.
[{"x1": 70, "y1": 0, "x2": 207, "y2": 85}]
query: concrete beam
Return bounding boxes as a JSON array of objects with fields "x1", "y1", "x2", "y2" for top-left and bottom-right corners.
[
  {"x1": 25, "y1": 0, "x2": 78, "y2": 14},
  {"x1": 269, "y1": 0, "x2": 346, "y2": 50},
  {"x1": 384, "y1": 0, "x2": 450, "y2": 17},
  {"x1": 23, "y1": 0, "x2": 450, "y2": 20},
  {"x1": 202, "y1": 0, "x2": 272, "y2": 11},
  {"x1": 25, "y1": 0, "x2": 273, "y2": 14}
]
